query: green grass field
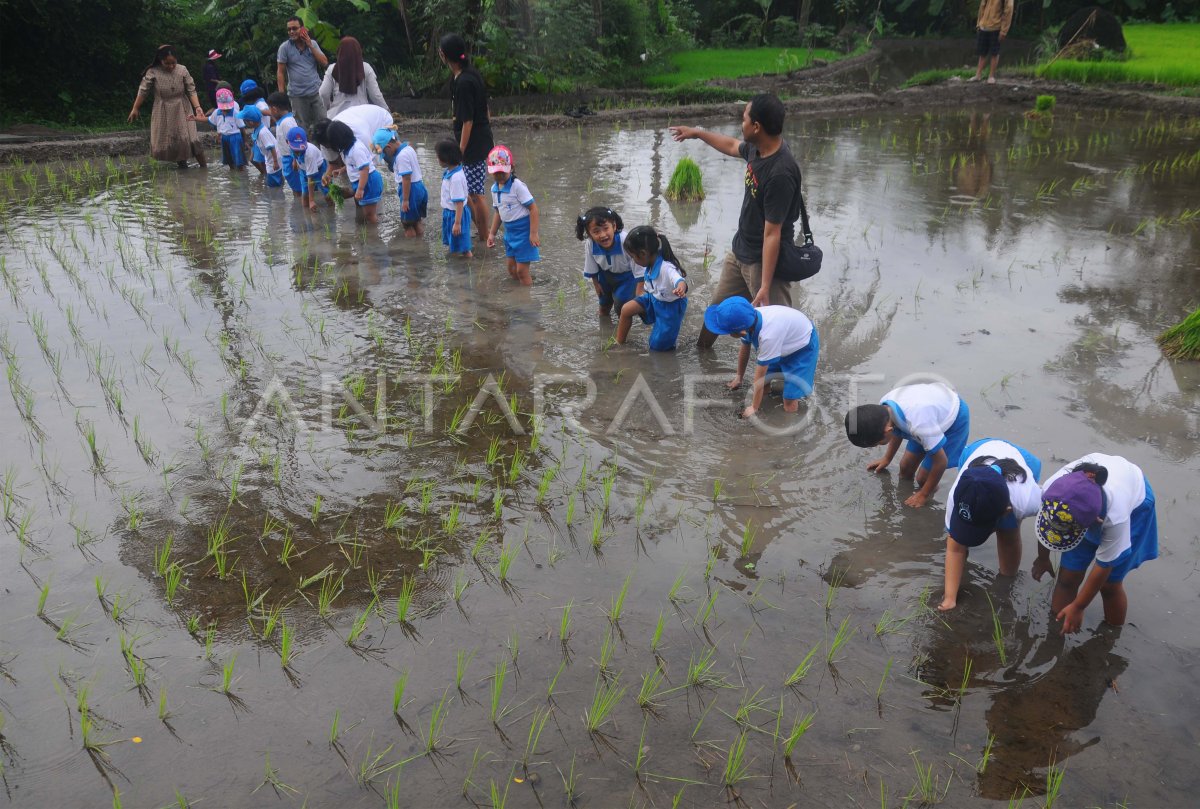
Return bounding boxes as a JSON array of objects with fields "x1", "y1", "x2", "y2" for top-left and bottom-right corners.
[
  {"x1": 645, "y1": 46, "x2": 844, "y2": 88},
  {"x1": 1037, "y1": 23, "x2": 1200, "y2": 87}
]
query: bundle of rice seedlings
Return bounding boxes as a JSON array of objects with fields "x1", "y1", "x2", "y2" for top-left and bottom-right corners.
[
  {"x1": 1158, "y1": 306, "x2": 1200, "y2": 360},
  {"x1": 666, "y1": 157, "x2": 705, "y2": 201}
]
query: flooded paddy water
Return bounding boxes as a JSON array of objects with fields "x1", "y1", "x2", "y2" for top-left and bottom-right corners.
[{"x1": 0, "y1": 105, "x2": 1198, "y2": 808}]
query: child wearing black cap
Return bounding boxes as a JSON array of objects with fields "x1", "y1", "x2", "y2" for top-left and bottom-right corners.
[{"x1": 939, "y1": 438, "x2": 1043, "y2": 611}]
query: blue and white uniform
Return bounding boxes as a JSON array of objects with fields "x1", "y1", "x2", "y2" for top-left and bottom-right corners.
[
  {"x1": 275, "y1": 112, "x2": 302, "y2": 193},
  {"x1": 491, "y1": 177, "x2": 539, "y2": 263},
  {"x1": 742, "y1": 305, "x2": 819, "y2": 401},
  {"x1": 440, "y1": 165, "x2": 472, "y2": 253},
  {"x1": 948, "y1": 438, "x2": 1043, "y2": 535},
  {"x1": 343, "y1": 139, "x2": 383, "y2": 206},
  {"x1": 1044, "y1": 453, "x2": 1157, "y2": 582},
  {"x1": 633, "y1": 256, "x2": 687, "y2": 351},
  {"x1": 208, "y1": 107, "x2": 244, "y2": 168},
  {"x1": 584, "y1": 232, "x2": 643, "y2": 311},
  {"x1": 391, "y1": 142, "x2": 427, "y2": 224},
  {"x1": 254, "y1": 125, "x2": 283, "y2": 187},
  {"x1": 880, "y1": 382, "x2": 971, "y2": 471},
  {"x1": 297, "y1": 143, "x2": 328, "y2": 196},
  {"x1": 248, "y1": 99, "x2": 273, "y2": 163}
]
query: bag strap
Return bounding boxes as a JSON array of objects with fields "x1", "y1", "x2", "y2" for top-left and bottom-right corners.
[{"x1": 798, "y1": 187, "x2": 815, "y2": 246}]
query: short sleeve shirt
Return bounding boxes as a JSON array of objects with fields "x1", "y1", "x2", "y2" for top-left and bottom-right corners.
[
  {"x1": 277, "y1": 39, "x2": 326, "y2": 97},
  {"x1": 451, "y1": 70, "x2": 494, "y2": 164},
  {"x1": 742, "y1": 305, "x2": 813, "y2": 364},
  {"x1": 583, "y1": 232, "x2": 643, "y2": 279},
  {"x1": 343, "y1": 140, "x2": 378, "y2": 175},
  {"x1": 881, "y1": 383, "x2": 961, "y2": 455},
  {"x1": 441, "y1": 166, "x2": 468, "y2": 210},
  {"x1": 300, "y1": 144, "x2": 325, "y2": 176},
  {"x1": 393, "y1": 144, "x2": 422, "y2": 183},
  {"x1": 731, "y1": 140, "x2": 803, "y2": 264},
  {"x1": 945, "y1": 439, "x2": 1043, "y2": 532},
  {"x1": 1042, "y1": 453, "x2": 1146, "y2": 565},
  {"x1": 208, "y1": 107, "x2": 240, "y2": 136},
  {"x1": 643, "y1": 257, "x2": 686, "y2": 303},
  {"x1": 257, "y1": 127, "x2": 281, "y2": 173},
  {"x1": 275, "y1": 113, "x2": 298, "y2": 158},
  {"x1": 491, "y1": 178, "x2": 534, "y2": 223}
]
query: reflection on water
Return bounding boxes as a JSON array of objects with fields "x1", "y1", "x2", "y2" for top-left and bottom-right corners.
[{"x1": 0, "y1": 106, "x2": 1197, "y2": 807}]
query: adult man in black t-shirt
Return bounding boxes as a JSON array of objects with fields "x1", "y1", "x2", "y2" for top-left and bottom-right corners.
[{"x1": 671, "y1": 95, "x2": 803, "y2": 348}]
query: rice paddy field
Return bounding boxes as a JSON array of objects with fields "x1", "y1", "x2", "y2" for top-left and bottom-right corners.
[
  {"x1": 644, "y1": 46, "x2": 845, "y2": 88},
  {"x1": 1037, "y1": 22, "x2": 1200, "y2": 87},
  {"x1": 0, "y1": 106, "x2": 1198, "y2": 808}
]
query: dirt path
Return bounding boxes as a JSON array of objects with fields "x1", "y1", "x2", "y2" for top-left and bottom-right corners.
[{"x1": 2, "y1": 78, "x2": 1196, "y2": 164}]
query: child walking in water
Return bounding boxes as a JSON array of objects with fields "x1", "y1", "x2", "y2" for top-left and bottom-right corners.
[
  {"x1": 485, "y1": 145, "x2": 539, "y2": 285},
  {"x1": 577, "y1": 206, "x2": 643, "y2": 316},
  {"x1": 268, "y1": 92, "x2": 301, "y2": 195},
  {"x1": 324, "y1": 120, "x2": 382, "y2": 223},
  {"x1": 437, "y1": 139, "x2": 472, "y2": 257},
  {"x1": 616, "y1": 225, "x2": 688, "y2": 351},
  {"x1": 372, "y1": 128, "x2": 428, "y2": 237},
  {"x1": 205, "y1": 88, "x2": 244, "y2": 170},
  {"x1": 286, "y1": 127, "x2": 332, "y2": 212},
  {"x1": 237, "y1": 106, "x2": 282, "y2": 186}
]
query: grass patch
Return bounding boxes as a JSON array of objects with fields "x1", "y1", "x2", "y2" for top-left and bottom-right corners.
[
  {"x1": 1037, "y1": 23, "x2": 1200, "y2": 87},
  {"x1": 645, "y1": 47, "x2": 843, "y2": 88},
  {"x1": 901, "y1": 68, "x2": 974, "y2": 88}
]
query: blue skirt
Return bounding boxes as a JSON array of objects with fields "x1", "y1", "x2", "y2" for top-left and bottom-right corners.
[
  {"x1": 906, "y1": 398, "x2": 970, "y2": 472},
  {"x1": 1063, "y1": 480, "x2": 1158, "y2": 582},
  {"x1": 593, "y1": 269, "x2": 640, "y2": 310},
  {"x1": 306, "y1": 162, "x2": 330, "y2": 196},
  {"x1": 501, "y1": 216, "x2": 540, "y2": 263},
  {"x1": 220, "y1": 133, "x2": 245, "y2": 168},
  {"x1": 251, "y1": 142, "x2": 264, "y2": 164},
  {"x1": 764, "y1": 330, "x2": 819, "y2": 401},
  {"x1": 265, "y1": 170, "x2": 284, "y2": 188},
  {"x1": 634, "y1": 292, "x2": 687, "y2": 352},
  {"x1": 350, "y1": 170, "x2": 384, "y2": 206},
  {"x1": 441, "y1": 207, "x2": 474, "y2": 253},
  {"x1": 400, "y1": 179, "x2": 429, "y2": 223}
]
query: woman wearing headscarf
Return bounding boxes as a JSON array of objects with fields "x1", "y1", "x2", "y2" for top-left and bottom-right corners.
[
  {"x1": 318, "y1": 37, "x2": 389, "y2": 119},
  {"x1": 127, "y1": 45, "x2": 208, "y2": 168}
]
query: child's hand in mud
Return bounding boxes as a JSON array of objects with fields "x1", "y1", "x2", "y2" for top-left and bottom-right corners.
[
  {"x1": 866, "y1": 458, "x2": 890, "y2": 474},
  {"x1": 726, "y1": 376, "x2": 743, "y2": 391}
]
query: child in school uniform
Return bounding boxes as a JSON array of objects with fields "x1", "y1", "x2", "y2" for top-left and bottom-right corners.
[
  {"x1": 323, "y1": 120, "x2": 383, "y2": 223},
  {"x1": 938, "y1": 438, "x2": 1044, "y2": 611},
  {"x1": 436, "y1": 139, "x2": 472, "y2": 257},
  {"x1": 206, "y1": 88, "x2": 244, "y2": 170},
  {"x1": 372, "y1": 128, "x2": 428, "y2": 237},
  {"x1": 616, "y1": 225, "x2": 688, "y2": 351},
  {"x1": 239, "y1": 79, "x2": 271, "y2": 164},
  {"x1": 268, "y1": 92, "x2": 301, "y2": 195},
  {"x1": 1034, "y1": 453, "x2": 1158, "y2": 633},
  {"x1": 286, "y1": 127, "x2": 331, "y2": 212},
  {"x1": 484, "y1": 144, "x2": 539, "y2": 285},
  {"x1": 576, "y1": 206, "x2": 643, "y2": 316},
  {"x1": 702, "y1": 298, "x2": 819, "y2": 418},
  {"x1": 237, "y1": 106, "x2": 282, "y2": 186},
  {"x1": 844, "y1": 381, "x2": 971, "y2": 508}
]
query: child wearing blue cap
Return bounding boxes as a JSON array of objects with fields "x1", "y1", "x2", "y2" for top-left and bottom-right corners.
[
  {"x1": 844, "y1": 381, "x2": 971, "y2": 508},
  {"x1": 938, "y1": 438, "x2": 1043, "y2": 612},
  {"x1": 286, "y1": 126, "x2": 331, "y2": 211},
  {"x1": 268, "y1": 92, "x2": 302, "y2": 195},
  {"x1": 703, "y1": 298, "x2": 818, "y2": 419},
  {"x1": 1034, "y1": 453, "x2": 1158, "y2": 633},
  {"x1": 372, "y1": 127, "x2": 427, "y2": 237},
  {"x1": 324, "y1": 120, "x2": 382, "y2": 223},
  {"x1": 239, "y1": 80, "x2": 271, "y2": 166},
  {"x1": 238, "y1": 105, "x2": 283, "y2": 186},
  {"x1": 616, "y1": 226, "x2": 688, "y2": 351}
]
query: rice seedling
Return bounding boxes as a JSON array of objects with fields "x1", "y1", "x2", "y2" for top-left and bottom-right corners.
[
  {"x1": 721, "y1": 731, "x2": 752, "y2": 790},
  {"x1": 711, "y1": 478, "x2": 723, "y2": 500},
  {"x1": 204, "y1": 624, "x2": 216, "y2": 659},
  {"x1": 704, "y1": 545, "x2": 719, "y2": 580},
  {"x1": 606, "y1": 573, "x2": 632, "y2": 625},
  {"x1": 824, "y1": 566, "x2": 848, "y2": 612},
  {"x1": 36, "y1": 580, "x2": 49, "y2": 616},
  {"x1": 316, "y1": 570, "x2": 346, "y2": 618},
  {"x1": 583, "y1": 673, "x2": 626, "y2": 734},
  {"x1": 310, "y1": 494, "x2": 323, "y2": 524},
  {"x1": 421, "y1": 689, "x2": 452, "y2": 753},
  {"x1": 597, "y1": 630, "x2": 616, "y2": 674},
  {"x1": 565, "y1": 491, "x2": 576, "y2": 523},
  {"x1": 739, "y1": 519, "x2": 756, "y2": 558},
  {"x1": 650, "y1": 609, "x2": 667, "y2": 653},
  {"x1": 667, "y1": 567, "x2": 690, "y2": 604},
  {"x1": 153, "y1": 535, "x2": 174, "y2": 577},
  {"x1": 506, "y1": 631, "x2": 519, "y2": 665},
  {"x1": 559, "y1": 754, "x2": 580, "y2": 803},
  {"x1": 874, "y1": 604, "x2": 915, "y2": 636},
  {"x1": 636, "y1": 663, "x2": 667, "y2": 712},
  {"x1": 496, "y1": 543, "x2": 518, "y2": 582},
  {"x1": 488, "y1": 772, "x2": 512, "y2": 809},
  {"x1": 589, "y1": 510, "x2": 605, "y2": 549},
  {"x1": 452, "y1": 571, "x2": 471, "y2": 603},
  {"x1": 956, "y1": 656, "x2": 974, "y2": 703},
  {"x1": 157, "y1": 688, "x2": 170, "y2": 721},
  {"x1": 392, "y1": 670, "x2": 411, "y2": 716},
  {"x1": 492, "y1": 488, "x2": 504, "y2": 520},
  {"x1": 347, "y1": 597, "x2": 377, "y2": 646},
  {"x1": 546, "y1": 659, "x2": 567, "y2": 703},
  {"x1": 470, "y1": 527, "x2": 492, "y2": 560},
  {"x1": 279, "y1": 620, "x2": 296, "y2": 668},
  {"x1": 781, "y1": 711, "x2": 815, "y2": 758},
  {"x1": 1157, "y1": 306, "x2": 1200, "y2": 360},
  {"x1": 666, "y1": 157, "x2": 706, "y2": 201},
  {"x1": 522, "y1": 704, "x2": 550, "y2": 772},
  {"x1": 329, "y1": 709, "x2": 343, "y2": 746},
  {"x1": 488, "y1": 659, "x2": 511, "y2": 725},
  {"x1": 694, "y1": 590, "x2": 719, "y2": 629},
  {"x1": 684, "y1": 647, "x2": 729, "y2": 690},
  {"x1": 986, "y1": 593, "x2": 1008, "y2": 665},
  {"x1": 977, "y1": 732, "x2": 996, "y2": 774},
  {"x1": 455, "y1": 649, "x2": 476, "y2": 693},
  {"x1": 395, "y1": 576, "x2": 417, "y2": 624},
  {"x1": 559, "y1": 600, "x2": 573, "y2": 646},
  {"x1": 826, "y1": 616, "x2": 856, "y2": 664},
  {"x1": 1044, "y1": 756, "x2": 1066, "y2": 807},
  {"x1": 907, "y1": 751, "x2": 948, "y2": 805},
  {"x1": 876, "y1": 658, "x2": 894, "y2": 700}
]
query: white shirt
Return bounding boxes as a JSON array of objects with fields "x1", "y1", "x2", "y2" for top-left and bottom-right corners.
[
  {"x1": 441, "y1": 166, "x2": 468, "y2": 210},
  {"x1": 583, "y1": 232, "x2": 642, "y2": 279},
  {"x1": 743, "y1": 305, "x2": 813, "y2": 364},
  {"x1": 642, "y1": 257, "x2": 686, "y2": 303},
  {"x1": 392, "y1": 143, "x2": 422, "y2": 184},
  {"x1": 491, "y1": 177, "x2": 534, "y2": 223},
  {"x1": 881, "y1": 383, "x2": 962, "y2": 455},
  {"x1": 945, "y1": 439, "x2": 1043, "y2": 532},
  {"x1": 255, "y1": 98, "x2": 272, "y2": 131},
  {"x1": 1042, "y1": 453, "x2": 1146, "y2": 564},
  {"x1": 324, "y1": 104, "x2": 393, "y2": 163},
  {"x1": 275, "y1": 113, "x2": 298, "y2": 159},
  {"x1": 208, "y1": 107, "x2": 241, "y2": 136},
  {"x1": 256, "y1": 127, "x2": 281, "y2": 173},
  {"x1": 298, "y1": 143, "x2": 325, "y2": 176},
  {"x1": 343, "y1": 140, "x2": 378, "y2": 176}
]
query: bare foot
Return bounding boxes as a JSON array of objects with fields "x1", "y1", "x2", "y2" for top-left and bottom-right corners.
[
  {"x1": 987, "y1": 76, "x2": 996, "y2": 85},
  {"x1": 968, "y1": 75, "x2": 981, "y2": 82},
  {"x1": 937, "y1": 598, "x2": 957, "y2": 612}
]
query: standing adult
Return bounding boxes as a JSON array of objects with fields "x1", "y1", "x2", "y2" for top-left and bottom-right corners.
[
  {"x1": 277, "y1": 15, "x2": 329, "y2": 127},
  {"x1": 440, "y1": 33, "x2": 493, "y2": 244},
  {"x1": 202, "y1": 49, "x2": 222, "y2": 108},
  {"x1": 318, "y1": 36, "x2": 389, "y2": 119},
  {"x1": 670, "y1": 95, "x2": 801, "y2": 347},
  {"x1": 128, "y1": 45, "x2": 208, "y2": 169},
  {"x1": 970, "y1": 0, "x2": 1014, "y2": 84}
]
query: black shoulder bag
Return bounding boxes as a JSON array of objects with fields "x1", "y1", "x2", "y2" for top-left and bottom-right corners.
[{"x1": 774, "y1": 190, "x2": 822, "y2": 283}]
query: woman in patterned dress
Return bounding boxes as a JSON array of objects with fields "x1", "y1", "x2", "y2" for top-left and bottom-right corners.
[{"x1": 127, "y1": 45, "x2": 208, "y2": 168}]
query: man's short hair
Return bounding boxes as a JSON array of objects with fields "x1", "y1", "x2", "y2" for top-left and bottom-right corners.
[{"x1": 748, "y1": 94, "x2": 785, "y2": 137}]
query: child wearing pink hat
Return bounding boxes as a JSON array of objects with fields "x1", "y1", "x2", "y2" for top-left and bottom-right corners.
[
  {"x1": 1034, "y1": 453, "x2": 1159, "y2": 633},
  {"x1": 484, "y1": 144, "x2": 539, "y2": 285},
  {"x1": 207, "y1": 88, "x2": 244, "y2": 170}
]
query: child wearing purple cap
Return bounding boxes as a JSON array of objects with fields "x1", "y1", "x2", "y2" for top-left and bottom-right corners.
[
  {"x1": 1034, "y1": 453, "x2": 1158, "y2": 633},
  {"x1": 286, "y1": 127, "x2": 331, "y2": 212},
  {"x1": 938, "y1": 437, "x2": 1043, "y2": 612},
  {"x1": 702, "y1": 298, "x2": 818, "y2": 419}
]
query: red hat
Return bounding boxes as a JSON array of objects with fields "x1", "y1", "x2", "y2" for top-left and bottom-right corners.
[{"x1": 207, "y1": 49, "x2": 222, "y2": 60}]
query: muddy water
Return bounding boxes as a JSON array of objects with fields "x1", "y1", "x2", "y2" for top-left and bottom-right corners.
[{"x1": 0, "y1": 107, "x2": 1197, "y2": 808}]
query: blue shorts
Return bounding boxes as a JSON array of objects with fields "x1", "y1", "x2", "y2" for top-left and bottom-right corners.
[
  {"x1": 634, "y1": 293, "x2": 687, "y2": 352},
  {"x1": 306, "y1": 164, "x2": 330, "y2": 196},
  {"x1": 905, "y1": 398, "x2": 970, "y2": 472},
  {"x1": 251, "y1": 142, "x2": 264, "y2": 164},
  {"x1": 282, "y1": 154, "x2": 303, "y2": 193},
  {"x1": 400, "y1": 179, "x2": 428, "y2": 223},
  {"x1": 350, "y1": 170, "x2": 384, "y2": 206},
  {"x1": 265, "y1": 169, "x2": 284, "y2": 188},
  {"x1": 592, "y1": 270, "x2": 640, "y2": 310},
  {"x1": 763, "y1": 330, "x2": 819, "y2": 401},
  {"x1": 958, "y1": 437, "x2": 1042, "y2": 531},
  {"x1": 464, "y1": 161, "x2": 487, "y2": 195},
  {"x1": 501, "y1": 216, "x2": 540, "y2": 263},
  {"x1": 220, "y1": 133, "x2": 245, "y2": 168},
  {"x1": 1061, "y1": 480, "x2": 1158, "y2": 582},
  {"x1": 442, "y1": 206, "x2": 474, "y2": 253}
]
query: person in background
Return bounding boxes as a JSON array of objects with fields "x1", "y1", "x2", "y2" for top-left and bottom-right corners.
[
  {"x1": 971, "y1": 0, "x2": 1014, "y2": 84},
  {"x1": 440, "y1": 33, "x2": 494, "y2": 244},
  {"x1": 319, "y1": 36, "x2": 389, "y2": 119},
  {"x1": 128, "y1": 45, "x2": 208, "y2": 169},
  {"x1": 202, "y1": 49, "x2": 222, "y2": 108},
  {"x1": 277, "y1": 15, "x2": 329, "y2": 127}
]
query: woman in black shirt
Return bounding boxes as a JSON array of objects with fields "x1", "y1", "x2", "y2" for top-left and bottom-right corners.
[{"x1": 440, "y1": 33, "x2": 494, "y2": 243}]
